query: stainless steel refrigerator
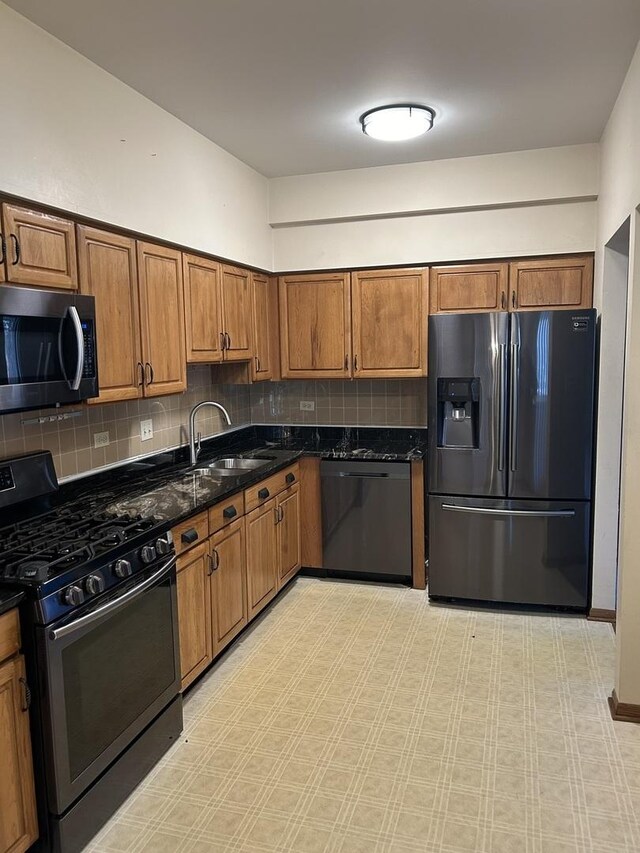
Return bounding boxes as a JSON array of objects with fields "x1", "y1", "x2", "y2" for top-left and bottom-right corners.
[{"x1": 427, "y1": 309, "x2": 596, "y2": 609}]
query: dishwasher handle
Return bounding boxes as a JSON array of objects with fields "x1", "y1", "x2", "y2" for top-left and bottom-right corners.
[{"x1": 337, "y1": 471, "x2": 389, "y2": 479}]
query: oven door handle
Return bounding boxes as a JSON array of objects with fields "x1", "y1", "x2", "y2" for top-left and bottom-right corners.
[{"x1": 49, "y1": 556, "x2": 176, "y2": 641}]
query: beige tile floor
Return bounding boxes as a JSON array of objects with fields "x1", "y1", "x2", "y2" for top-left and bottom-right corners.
[{"x1": 86, "y1": 578, "x2": 640, "y2": 853}]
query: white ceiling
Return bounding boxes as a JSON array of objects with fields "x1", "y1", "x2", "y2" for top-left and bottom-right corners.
[{"x1": 6, "y1": 0, "x2": 640, "y2": 178}]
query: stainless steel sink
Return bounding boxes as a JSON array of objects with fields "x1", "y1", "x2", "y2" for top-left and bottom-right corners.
[{"x1": 199, "y1": 457, "x2": 271, "y2": 475}]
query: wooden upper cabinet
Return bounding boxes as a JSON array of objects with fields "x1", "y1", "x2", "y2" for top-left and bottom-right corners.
[
  {"x1": 0, "y1": 655, "x2": 38, "y2": 853},
  {"x1": 245, "y1": 499, "x2": 279, "y2": 619},
  {"x1": 2, "y1": 203, "x2": 78, "y2": 290},
  {"x1": 430, "y1": 263, "x2": 508, "y2": 314},
  {"x1": 510, "y1": 255, "x2": 594, "y2": 311},
  {"x1": 351, "y1": 268, "x2": 428, "y2": 378},
  {"x1": 251, "y1": 273, "x2": 275, "y2": 381},
  {"x1": 210, "y1": 518, "x2": 247, "y2": 655},
  {"x1": 77, "y1": 226, "x2": 142, "y2": 404},
  {"x1": 279, "y1": 272, "x2": 352, "y2": 378},
  {"x1": 220, "y1": 264, "x2": 253, "y2": 361},
  {"x1": 183, "y1": 254, "x2": 224, "y2": 363},
  {"x1": 137, "y1": 241, "x2": 187, "y2": 396}
]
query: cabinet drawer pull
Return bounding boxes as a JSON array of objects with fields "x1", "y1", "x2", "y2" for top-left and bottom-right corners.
[
  {"x1": 274, "y1": 507, "x2": 279, "y2": 525},
  {"x1": 278, "y1": 505, "x2": 284, "y2": 522},
  {"x1": 211, "y1": 549, "x2": 220, "y2": 571},
  {"x1": 19, "y1": 677, "x2": 31, "y2": 712},
  {"x1": 181, "y1": 528, "x2": 198, "y2": 544},
  {"x1": 223, "y1": 505, "x2": 237, "y2": 519},
  {"x1": 258, "y1": 487, "x2": 270, "y2": 500},
  {"x1": 285, "y1": 472, "x2": 295, "y2": 484},
  {"x1": 10, "y1": 233, "x2": 20, "y2": 265}
]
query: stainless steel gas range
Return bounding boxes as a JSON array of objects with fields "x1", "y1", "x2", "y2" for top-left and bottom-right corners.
[{"x1": 0, "y1": 451, "x2": 183, "y2": 853}]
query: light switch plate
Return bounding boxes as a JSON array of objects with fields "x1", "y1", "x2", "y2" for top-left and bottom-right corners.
[
  {"x1": 140, "y1": 419, "x2": 153, "y2": 441},
  {"x1": 93, "y1": 431, "x2": 110, "y2": 448},
  {"x1": 299, "y1": 400, "x2": 315, "y2": 411}
]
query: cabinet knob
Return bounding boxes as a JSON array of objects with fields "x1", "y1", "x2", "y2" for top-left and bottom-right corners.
[
  {"x1": 285, "y1": 472, "x2": 295, "y2": 484},
  {"x1": 258, "y1": 487, "x2": 270, "y2": 500},
  {"x1": 181, "y1": 527, "x2": 198, "y2": 544},
  {"x1": 223, "y1": 505, "x2": 237, "y2": 519}
]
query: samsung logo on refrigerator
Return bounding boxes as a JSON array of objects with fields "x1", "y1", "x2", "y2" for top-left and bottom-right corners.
[{"x1": 571, "y1": 315, "x2": 590, "y2": 332}]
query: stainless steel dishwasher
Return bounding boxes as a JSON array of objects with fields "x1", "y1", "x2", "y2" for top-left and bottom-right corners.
[{"x1": 320, "y1": 460, "x2": 412, "y2": 581}]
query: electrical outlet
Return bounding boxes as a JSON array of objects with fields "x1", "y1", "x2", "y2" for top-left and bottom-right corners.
[
  {"x1": 93, "y1": 431, "x2": 110, "y2": 448},
  {"x1": 299, "y1": 400, "x2": 315, "y2": 411},
  {"x1": 140, "y1": 419, "x2": 153, "y2": 441}
]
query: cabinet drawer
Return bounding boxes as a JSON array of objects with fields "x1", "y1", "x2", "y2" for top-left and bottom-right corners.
[
  {"x1": 0, "y1": 608, "x2": 20, "y2": 663},
  {"x1": 172, "y1": 512, "x2": 209, "y2": 556},
  {"x1": 209, "y1": 493, "x2": 245, "y2": 535},
  {"x1": 244, "y1": 464, "x2": 300, "y2": 512}
]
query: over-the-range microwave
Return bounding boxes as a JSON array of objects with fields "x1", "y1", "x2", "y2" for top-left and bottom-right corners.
[{"x1": 0, "y1": 285, "x2": 98, "y2": 414}]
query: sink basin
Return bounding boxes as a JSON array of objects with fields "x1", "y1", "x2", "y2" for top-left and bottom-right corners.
[{"x1": 199, "y1": 457, "x2": 271, "y2": 475}]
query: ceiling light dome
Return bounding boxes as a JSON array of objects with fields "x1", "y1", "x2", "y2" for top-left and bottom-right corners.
[{"x1": 360, "y1": 104, "x2": 435, "y2": 142}]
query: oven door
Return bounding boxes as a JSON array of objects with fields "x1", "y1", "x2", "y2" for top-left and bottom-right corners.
[
  {"x1": 0, "y1": 285, "x2": 98, "y2": 413},
  {"x1": 39, "y1": 556, "x2": 180, "y2": 815}
]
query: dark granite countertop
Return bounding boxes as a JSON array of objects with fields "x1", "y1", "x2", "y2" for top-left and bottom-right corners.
[
  {"x1": 7, "y1": 425, "x2": 426, "y2": 537},
  {"x1": 0, "y1": 589, "x2": 25, "y2": 616}
]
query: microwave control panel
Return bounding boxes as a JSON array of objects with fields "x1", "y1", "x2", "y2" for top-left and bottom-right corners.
[{"x1": 82, "y1": 320, "x2": 96, "y2": 378}]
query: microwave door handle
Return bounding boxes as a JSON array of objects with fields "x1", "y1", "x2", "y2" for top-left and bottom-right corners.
[
  {"x1": 67, "y1": 306, "x2": 84, "y2": 391},
  {"x1": 49, "y1": 556, "x2": 176, "y2": 641}
]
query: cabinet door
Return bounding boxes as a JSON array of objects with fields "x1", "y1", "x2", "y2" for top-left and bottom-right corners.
[
  {"x1": 251, "y1": 273, "x2": 274, "y2": 381},
  {"x1": 245, "y1": 498, "x2": 279, "y2": 619},
  {"x1": 176, "y1": 542, "x2": 212, "y2": 691},
  {"x1": 77, "y1": 226, "x2": 142, "y2": 404},
  {"x1": 510, "y1": 255, "x2": 594, "y2": 311},
  {"x1": 0, "y1": 655, "x2": 38, "y2": 853},
  {"x1": 430, "y1": 263, "x2": 508, "y2": 314},
  {"x1": 279, "y1": 273, "x2": 352, "y2": 378},
  {"x1": 137, "y1": 241, "x2": 187, "y2": 396},
  {"x1": 183, "y1": 254, "x2": 224, "y2": 363},
  {"x1": 210, "y1": 518, "x2": 247, "y2": 655},
  {"x1": 2, "y1": 204, "x2": 77, "y2": 289},
  {"x1": 220, "y1": 264, "x2": 253, "y2": 362},
  {"x1": 277, "y1": 484, "x2": 301, "y2": 588},
  {"x1": 352, "y1": 268, "x2": 428, "y2": 378}
]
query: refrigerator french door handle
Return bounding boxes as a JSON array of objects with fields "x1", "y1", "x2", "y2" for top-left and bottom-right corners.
[
  {"x1": 509, "y1": 315, "x2": 521, "y2": 472},
  {"x1": 498, "y1": 344, "x2": 507, "y2": 471},
  {"x1": 441, "y1": 504, "x2": 576, "y2": 518}
]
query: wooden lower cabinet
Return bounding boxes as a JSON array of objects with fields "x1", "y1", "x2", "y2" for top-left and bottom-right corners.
[
  {"x1": 277, "y1": 485, "x2": 301, "y2": 587},
  {"x1": 245, "y1": 498, "x2": 279, "y2": 619},
  {"x1": 210, "y1": 518, "x2": 247, "y2": 655},
  {"x1": 0, "y1": 652, "x2": 38, "y2": 853},
  {"x1": 176, "y1": 542, "x2": 212, "y2": 691}
]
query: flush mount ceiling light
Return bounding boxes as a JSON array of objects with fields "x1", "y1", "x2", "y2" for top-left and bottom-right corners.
[{"x1": 360, "y1": 104, "x2": 435, "y2": 142}]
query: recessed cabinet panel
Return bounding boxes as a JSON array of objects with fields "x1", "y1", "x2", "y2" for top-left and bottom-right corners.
[
  {"x1": 137, "y1": 241, "x2": 187, "y2": 396},
  {"x1": 183, "y1": 254, "x2": 224, "y2": 363},
  {"x1": 176, "y1": 543, "x2": 212, "y2": 691},
  {"x1": 3, "y1": 204, "x2": 78, "y2": 289},
  {"x1": 510, "y1": 256, "x2": 594, "y2": 311},
  {"x1": 77, "y1": 226, "x2": 142, "y2": 404},
  {"x1": 245, "y1": 499, "x2": 279, "y2": 619},
  {"x1": 279, "y1": 273, "x2": 351, "y2": 378},
  {"x1": 430, "y1": 263, "x2": 508, "y2": 314},
  {"x1": 352, "y1": 268, "x2": 427, "y2": 377},
  {"x1": 210, "y1": 518, "x2": 247, "y2": 654}
]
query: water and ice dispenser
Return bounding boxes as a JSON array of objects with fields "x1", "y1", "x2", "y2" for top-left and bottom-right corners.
[{"x1": 437, "y1": 378, "x2": 480, "y2": 448}]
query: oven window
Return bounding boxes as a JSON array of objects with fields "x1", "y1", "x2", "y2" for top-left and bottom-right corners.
[
  {"x1": 61, "y1": 580, "x2": 176, "y2": 781},
  {"x1": 0, "y1": 313, "x2": 79, "y2": 385}
]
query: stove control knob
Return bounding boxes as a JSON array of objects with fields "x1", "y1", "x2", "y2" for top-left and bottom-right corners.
[
  {"x1": 85, "y1": 574, "x2": 105, "y2": 596},
  {"x1": 63, "y1": 585, "x2": 85, "y2": 606},
  {"x1": 114, "y1": 559, "x2": 132, "y2": 579},
  {"x1": 155, "y1": 537, "x2": 171, "y2": 556},
  {"x1": 140, "y1": 544, "x2": 157, "y2": 564}
]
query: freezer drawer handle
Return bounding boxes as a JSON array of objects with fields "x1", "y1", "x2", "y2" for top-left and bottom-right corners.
[{"x1": 441, "y1": 504, "x2": 575, "y2": 518}]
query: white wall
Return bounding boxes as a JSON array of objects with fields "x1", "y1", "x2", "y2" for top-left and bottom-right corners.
[
  {"x1": 270, "y1": 145, "x2": 598, "y2": 270},
  {"x1": 0, "y1": 3, "x2": 272, "y2": 270},
  {"x1": 593, "y1": 38, "x2": 640, "y2": 707}
]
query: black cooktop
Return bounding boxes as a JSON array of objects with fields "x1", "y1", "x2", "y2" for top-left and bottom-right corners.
[{"x1": 0, "y1": 508, "x2": 159, "y2": 584}]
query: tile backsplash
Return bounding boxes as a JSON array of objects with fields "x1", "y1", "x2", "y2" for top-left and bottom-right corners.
[
  {"x1": 0, "y1": 366, "x2": 251, "y2": 481},
  {"x1": 0, "y1": 373, "x2": 427, "y2": 481},
  {"x1": 249, "y1": 380, "x2": 427, "y2": 427}
]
